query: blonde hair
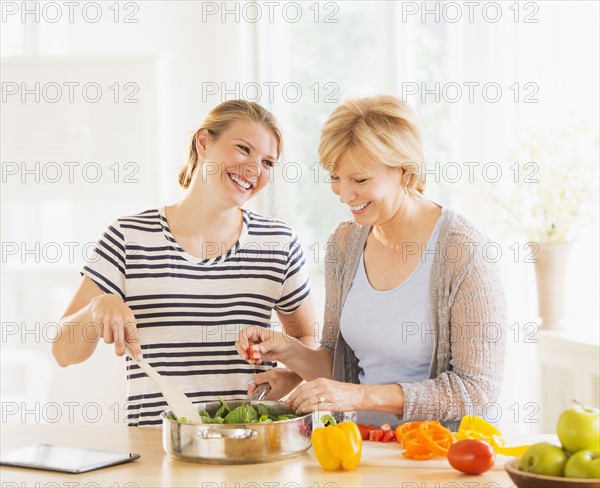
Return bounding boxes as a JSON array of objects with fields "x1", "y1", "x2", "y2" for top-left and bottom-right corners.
[
  {"x1": 178, "y1": 100, "x2": 283, "y2": 189},
  {"x1": 318, "y1": 95, "x2": 426, "y2": 194}
]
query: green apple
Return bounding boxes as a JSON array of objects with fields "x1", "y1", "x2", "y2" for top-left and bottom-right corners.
[
  {"x1": 519, "y1": 442, "x2": 568, "y2": 477},
  {"x1": 557, "y1": 404, "x2": 600, "y2": 453},
  {"x1": 564, "y1": 449, "x2": 600, "y2": 479}
]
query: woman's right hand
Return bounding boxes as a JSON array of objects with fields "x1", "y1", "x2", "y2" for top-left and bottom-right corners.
[
  {"x1": 247, "y1": 368, "x2": 303, "y2": 401},
  {"x1": 89, "y1": 294, "x2": 143, "y2": 360},
  {"x1": 236, "y1": 325, "x2": 297, "y2": 364}
]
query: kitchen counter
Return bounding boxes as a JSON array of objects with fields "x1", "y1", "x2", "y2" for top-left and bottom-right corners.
[{"x1": 1, "y1": 423, "x2": 530, "y2": 487}]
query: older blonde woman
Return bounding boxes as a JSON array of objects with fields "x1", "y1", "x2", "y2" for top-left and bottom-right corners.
[{"x1": 238, "y1": 95, "x2": 506, "y2": 430}]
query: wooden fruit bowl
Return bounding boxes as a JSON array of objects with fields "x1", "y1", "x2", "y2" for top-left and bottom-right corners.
[{"x1": 505, "y1": 459, "x2": 600, "y2": 488}]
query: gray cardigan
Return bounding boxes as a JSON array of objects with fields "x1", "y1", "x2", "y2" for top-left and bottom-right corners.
[{"x1": 320, "y1": 207, "x2": 506, "y2": 431}]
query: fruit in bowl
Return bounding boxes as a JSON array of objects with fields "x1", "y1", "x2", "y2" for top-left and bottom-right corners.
[
  {"x1": 519, "y1": 442, "x2": 568, "y2": 477},
  {"x1": 557, "y1": 404, "x2": 600, "y2": 454},
  {"x1": 564, "y1": 450, "x2": 600, "y2": 480},
  {"x1": 505, "y1": 458, "x2": 600, "y2": 488},
  {"x1": 505, "y1": 402, "x2": 600, "y2": 487}
]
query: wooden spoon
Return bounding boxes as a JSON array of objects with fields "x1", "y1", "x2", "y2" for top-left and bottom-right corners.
[{"x1": 124, "y1": 343, "x2": 201, "y2": 424}]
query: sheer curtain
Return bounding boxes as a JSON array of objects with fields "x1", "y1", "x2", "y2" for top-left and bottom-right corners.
[{"x1": 256, "y1": 1, "x2": 599, "y2": 433}]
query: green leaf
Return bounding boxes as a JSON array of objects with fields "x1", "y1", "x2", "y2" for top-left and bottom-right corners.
[
  {"x1": 276, "y1": 414, "x2": 297, "y2": 421},
  {"x1": 246, "y1": 404, "x2": 258, "y2": 421},
  {"x1": 192, "y1": 400, "x2": 296, "y2": 424},
  {"x1": 214, "y1": 397, "x2": 230, "y2": 419},
  {"x1": 224, "y1": 405, "x2": 249, "y2": 424},
  {"x1": 256, "y1": 404, "x2": 270, "y2": 417}
]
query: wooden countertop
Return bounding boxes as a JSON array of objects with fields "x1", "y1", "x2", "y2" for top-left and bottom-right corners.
[{"x1": 1, "y1": 423, "x2": 527, "y2": 487}]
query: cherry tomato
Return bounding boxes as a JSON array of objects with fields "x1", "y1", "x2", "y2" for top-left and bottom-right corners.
[
  {"x1": 447, "y1": 439, "x2": 495, "y2": 475},
  {"x1": 247, "y1": 344, "x2": 262, "y2": 360}
]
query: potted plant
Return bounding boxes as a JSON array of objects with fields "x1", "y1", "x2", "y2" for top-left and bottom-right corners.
[{"x1": 490, "y1": 123, "x2": 599, "y2": 328}]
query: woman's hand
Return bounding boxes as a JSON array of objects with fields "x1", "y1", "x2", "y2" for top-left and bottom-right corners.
[
  {"x1": 89, "y1": 294, "x2": 142, "y2": 359},
  {"x1": 248, "y1": 368, "x2": 303, "y2": 401},
  {"x1": 236, "y1": 325, "x2": 297, "y2": 364},
  {"x1": 285, "y1": 378, "x2": 362, "y2": 414}
]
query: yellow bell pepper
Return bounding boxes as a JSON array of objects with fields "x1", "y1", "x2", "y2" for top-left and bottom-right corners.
[
  {"x1": 455, "y1": 416, "x2": 530, "y2": 457},
  {"x1": 459, "y1": 416, "x2": 502, "y2": 437},
  {"x1": 312, "y1": 415, "x2": 362, "y2": 471}
]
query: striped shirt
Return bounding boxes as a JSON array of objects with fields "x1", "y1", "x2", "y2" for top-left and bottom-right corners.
[{"x1": 82, "y1": 207, "x2": 310, "y2": 426}]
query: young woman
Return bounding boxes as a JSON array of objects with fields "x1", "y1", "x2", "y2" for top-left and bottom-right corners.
[
  {"x1": 53, "y1": 100, "x2": 316, "y2": 426},
  {"x1": 239, "y1": 95, "x2": 506, "y2": 430}
]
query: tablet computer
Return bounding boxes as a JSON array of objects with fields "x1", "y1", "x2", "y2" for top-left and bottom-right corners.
[{"x1": 0, "y1": 444, "x2": 141, "y2": 474}]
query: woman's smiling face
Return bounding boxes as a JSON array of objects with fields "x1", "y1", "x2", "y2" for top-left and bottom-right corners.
[
  {"x1": 330, "y1": 150, "x2": 406, "y2": 225},
  {"x1": 197, "y1": 119, "x2": 278, "y2": 208}
]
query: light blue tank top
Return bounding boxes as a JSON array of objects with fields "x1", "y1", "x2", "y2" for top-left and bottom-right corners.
[{"x1": 340, "y1": 217, "x2": 442, "y2": 427}]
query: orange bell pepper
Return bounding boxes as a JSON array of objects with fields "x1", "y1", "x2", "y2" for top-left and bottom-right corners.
[
  {"x1": 417, "y1": 422, "x2": 454, "y2": 456},
  {"x1": 394, "y1": 421, "x2": 424, "y2": 443},
  {"x1": 395, "y1": 421, "x2": 454, "y2": 459},
  {"x1": 394, "y1": 417, "x2": 530, "y2": 461}
]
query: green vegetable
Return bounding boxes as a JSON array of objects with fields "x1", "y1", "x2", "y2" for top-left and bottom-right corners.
[
  {"x1": 257, "y1": 404, "x2": 270, "y2": 417},
  {"x1": 213, "y1": 397, "x2": 230, "y2": 419},
  {"x1": 276, "y1": 414, "x2": 296, "y2": 421},
  {"x1": 224, "y1": 405, "x2": 258, "y2": 424},
  {"x1": 198, "y1": 398, "x2": 297, "y2": 424}
]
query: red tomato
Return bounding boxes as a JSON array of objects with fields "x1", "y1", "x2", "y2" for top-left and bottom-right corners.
[
  {"x1": 447, "y1": 440, "x2": 495, "y2": 475},
  {"x1": 369, "y1": 429, "x2": 384, "y2": 442},
  {"x1": 247, "y1": 344, "x2": 261, "y2": 360},
  {"x1": 381, "y1": 430, "x2": 396, "y2": 442},
  {"x1": 357, "y1": 424, "x2": 372, "y2": 441}
]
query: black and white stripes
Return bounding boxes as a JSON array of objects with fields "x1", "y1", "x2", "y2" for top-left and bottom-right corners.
[{"x1": 82, "y1": 207, "x2": 310, "y2": 426}]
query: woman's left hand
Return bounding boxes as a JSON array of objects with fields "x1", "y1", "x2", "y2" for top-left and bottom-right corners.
[{"x1": 286, "y1": 378, "x2": 361, "y2": 414}]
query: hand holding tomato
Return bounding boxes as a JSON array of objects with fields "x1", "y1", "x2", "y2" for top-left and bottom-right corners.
[{"x1": 236, "y1": 325, "x2": 293, "y2": 364}]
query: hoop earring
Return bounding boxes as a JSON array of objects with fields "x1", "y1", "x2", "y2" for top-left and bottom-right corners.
[{"x1": 404, "y1": 184, "x2": 408, "y2": 196}]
